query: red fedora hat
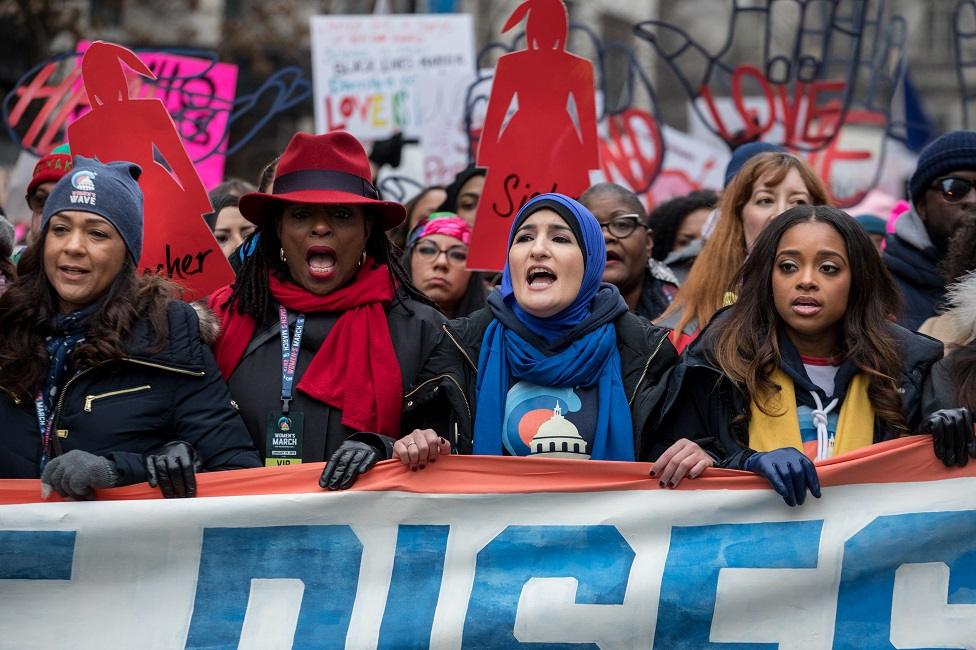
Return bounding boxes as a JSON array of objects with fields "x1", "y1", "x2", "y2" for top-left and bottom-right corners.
[{"x1": 239, "y1": 131, "x2": 405, "y2": 230}]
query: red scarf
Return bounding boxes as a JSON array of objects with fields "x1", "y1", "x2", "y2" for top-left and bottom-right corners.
[{"x1": 209, "y1": 260, "x2": 403, "y2": 437}]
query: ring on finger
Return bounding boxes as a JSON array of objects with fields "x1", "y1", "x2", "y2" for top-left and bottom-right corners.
[{"x1": 406, "y1": 441, "x2": 418, "y2": 448}]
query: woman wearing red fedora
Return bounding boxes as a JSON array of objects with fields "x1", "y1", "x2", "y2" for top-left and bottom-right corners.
[{"x1": 208, "y1": 131, "x2": 445, "y2": 489}]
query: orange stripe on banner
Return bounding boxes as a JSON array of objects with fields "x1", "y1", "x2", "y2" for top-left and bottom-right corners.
[{"x1": 1, "y1": 436, "x2": 972, "y2": 506}]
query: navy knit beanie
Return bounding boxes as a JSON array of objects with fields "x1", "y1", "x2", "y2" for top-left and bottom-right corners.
[
  {"x1": 908, "y1": 130, "x2": 976, "y2": 207},
  {"x1": 41, "y1": 156, "x2": 144, "y2": 263},
  {"x1": 724, "y1": 141, "x2": 786, "y2": 186}
]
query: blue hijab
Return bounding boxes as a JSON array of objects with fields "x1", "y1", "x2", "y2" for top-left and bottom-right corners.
[{"x1": 473, "y1": 193, "x2": 634, "y2": 460}]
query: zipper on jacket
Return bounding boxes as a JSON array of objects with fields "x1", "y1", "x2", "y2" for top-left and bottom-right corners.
[
  {"x1": 48, "y1": 358, "x2": 205, "y2": 445},
  {"x1": 629, "y1": 332, "x2": 669, "y2": 406},
  {"x1": 442, "y1": 324, "x2": 477, "y2": 371},
  {"x1": 84, "y1": 385, "x2": 152, "y2": 412},
  {"x1": 0, "y1": 385, "x2": 21, "y2": 405},
  {"x1": 122, "y1": 358, "x2": 205, "y2": 377},
  {"x1": 404, "y1": 374, "x2": 472, "y2": 420}
]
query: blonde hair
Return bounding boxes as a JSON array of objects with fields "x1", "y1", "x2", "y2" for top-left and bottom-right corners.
[{"x1": 657, "y1": 152, "x2": 830, "y2": 337}]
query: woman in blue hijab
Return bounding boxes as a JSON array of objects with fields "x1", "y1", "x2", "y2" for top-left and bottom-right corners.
[{"x1": 370, "y1": 193, "x2": 710, "y2": 483}]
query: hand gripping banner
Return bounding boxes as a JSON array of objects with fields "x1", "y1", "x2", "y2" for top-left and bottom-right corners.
[{"x1": 1, "y1": 436, "x2": 975, "y2": 648}]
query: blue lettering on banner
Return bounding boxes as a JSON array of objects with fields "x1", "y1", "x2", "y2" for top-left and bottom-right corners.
[
  {"x1": 654, "y1": 520, "x2": 823, "y2": 649},
  {"x1": 833, "y1": 510, "x2": 976, "y2": 649},
  {"x1": 462, "y1": 525, "x2": 635, "y2": 649},
  {"x1": 185, "y1": 525, "x2": 363, "y2": 649},
  {"x1": 378, "y1": 525, "x2": 451, "y2": 649},
  {"x1": 0, "y1": 530, "x2": 75, "y2": 580}
]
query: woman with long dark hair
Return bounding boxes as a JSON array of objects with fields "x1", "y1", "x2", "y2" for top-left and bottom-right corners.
[
  {"x1": 208, "y1": 131, "x2": 445, "y2": 490},
  {"x1": 0, "y1": 156, "x2": 260, "y2": 499},
  {"x1": 652, "y1": 205, "x2": 950, "y2": 506}
]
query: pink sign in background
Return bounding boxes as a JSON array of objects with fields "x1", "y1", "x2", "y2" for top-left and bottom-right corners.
[{"x1": 71, "y1": 41, "x2": 238, "y2": 189}]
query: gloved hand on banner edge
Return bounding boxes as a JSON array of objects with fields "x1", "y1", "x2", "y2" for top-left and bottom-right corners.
[
  {"x1": 744, "y1": 447, "x2": 821, "y2": 507},
  {"x1": 145, "y1": 440, "x2": 202, "y2": 498},
  {"x1": 41, "y1": 449, "x2": 119, "y2": 500},
  {"x1": 921, "y1": 408, "x2": 975, "y2": 467},
  {"x1": 320, "y1": 439, "x2": 383, "y2": 491}
]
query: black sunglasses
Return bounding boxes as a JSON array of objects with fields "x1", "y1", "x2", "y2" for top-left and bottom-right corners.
[{"x1": 930, "y1": 177, "x2": 976, "y2": 203}]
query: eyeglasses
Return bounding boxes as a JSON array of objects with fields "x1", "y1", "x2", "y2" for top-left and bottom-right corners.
[
  {"x1": 414, "y1": 240, "x2": 468, "y2": 264},
  {"x1": 930, "y1": 177, "x2": 976, "y2": 203},
  {"x1": 598, "y1": 214, "x2": 647, "y2": 239}
]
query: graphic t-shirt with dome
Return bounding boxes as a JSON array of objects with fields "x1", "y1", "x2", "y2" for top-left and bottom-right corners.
[{"x1": 502, "y1": 380, "x2": 599, "y2": 459}]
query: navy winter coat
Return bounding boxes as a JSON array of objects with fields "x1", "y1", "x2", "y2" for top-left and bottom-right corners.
[{"x1": 0, "y1": 301, "x2": 261, "y2": 482}]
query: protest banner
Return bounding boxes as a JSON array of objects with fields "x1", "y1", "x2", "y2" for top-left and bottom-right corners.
[
  {"x1": 2, "y1": 437, "x2": 975, "y2": 649},
  {"x1": 310, "y1": 13, "x2": 475, "y2": 143},
  {"x1": 67, "y1": 42, "x2": 234, "y2": 302}
]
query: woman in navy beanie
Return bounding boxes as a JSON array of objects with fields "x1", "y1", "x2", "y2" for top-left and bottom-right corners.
[{"x1": 0, "y1": 156, "x2": 260, "y2": 499}]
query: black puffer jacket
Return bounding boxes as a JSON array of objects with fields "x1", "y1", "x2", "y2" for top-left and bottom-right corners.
[
  {"x1": 401, "y1": 307, "x2": 678, "y2": 457},
  {"x1": 226, "y1": 292, "x2": 445, "y2": 461},
  {"x1": 0, "y1": 301, "x2": 261, "y2": 482},
  {"x1": 650, "y1": 309, "x2": 944, "y2": 468}
]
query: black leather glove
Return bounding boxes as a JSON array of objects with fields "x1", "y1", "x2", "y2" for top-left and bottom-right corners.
[
  {"x1": 744, "y1": 448, "x2": 821, "y2": 507},
  {"x1": 145, "y1": 441, "x2": 201, "y2": 498},
  {"x1": 41, "y1": 449, "x2": 119, "y2": 500},
  {"x1": 922, "y1": 408, "x2": 975, "y2": 468},
  {"x1": 320, "y1": 440, "x2": 381, "y2": 491}
]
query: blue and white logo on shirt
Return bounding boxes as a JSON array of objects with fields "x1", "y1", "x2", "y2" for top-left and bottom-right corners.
[{"x1": 502, "y1": 382, "x2": 594, "y2": 458}]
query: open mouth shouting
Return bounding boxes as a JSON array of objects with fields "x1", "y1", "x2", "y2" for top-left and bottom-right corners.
[
  {"x1": 305, "y1": 245, "x2": 337, "y2": 281},
  {"x1": 526, "y1": 264, "x2": 558, "y2": 290},
  {"x1": 605, "y1": 249, "x2": 624, "y2": 265},
  {"x1": 791, "y1": 295, "x2": 823, "y2": 317}
]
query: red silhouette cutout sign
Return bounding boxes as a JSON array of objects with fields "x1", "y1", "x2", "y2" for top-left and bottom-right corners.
[
  {"x1": 67, "y1": 41, "x2": 233, "y2": 301},
  {"x1": 466, "y1": 0, "x2": 599, "y2": 270}
]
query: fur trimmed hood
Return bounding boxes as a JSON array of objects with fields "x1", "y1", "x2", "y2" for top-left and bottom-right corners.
[
  {"x1": 944, "y1": 271, "x2": 976, "y2": 345},
  {"x1": 191, "y1": 300, "x2": 221, "y2": 346}
]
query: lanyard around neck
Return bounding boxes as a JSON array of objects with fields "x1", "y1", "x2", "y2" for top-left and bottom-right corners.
[{"x1": 278, "y1": 305, "x2": 306, "y2": 414}]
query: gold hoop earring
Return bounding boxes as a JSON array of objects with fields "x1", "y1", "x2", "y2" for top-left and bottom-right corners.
[{"x1": 279, "y1": 248, "x2": 287, "y2": 263}]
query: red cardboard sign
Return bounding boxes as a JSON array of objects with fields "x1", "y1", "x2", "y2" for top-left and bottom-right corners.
[
  {"x1": 466, "y1": 0, "x2": 600, "y2": 271},
  {"x1": 67, "y1": 42, "x2": 233, "y2": 301}
]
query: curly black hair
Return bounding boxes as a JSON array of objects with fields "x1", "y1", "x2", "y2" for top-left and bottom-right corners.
[{"x1": 646, "y1": 190, "x2": 718, "y2": 261}]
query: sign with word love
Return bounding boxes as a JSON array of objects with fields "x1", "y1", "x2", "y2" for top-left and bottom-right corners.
[{"x1": 310, "y1": 14, "x2": 475, "y2": 141}]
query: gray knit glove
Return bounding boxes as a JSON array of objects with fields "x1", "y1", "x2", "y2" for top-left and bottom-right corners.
[{"x1": 41, "y1": 450, "x2": 119, "y2": 500}]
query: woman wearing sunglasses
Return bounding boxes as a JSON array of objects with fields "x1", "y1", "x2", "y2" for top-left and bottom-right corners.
[
  {"x1": 404, "y1": 213, "x2": 488, "y2": 319},
  {"x1": 884, "y1": 130, "x2": 976, "y2": 330}
]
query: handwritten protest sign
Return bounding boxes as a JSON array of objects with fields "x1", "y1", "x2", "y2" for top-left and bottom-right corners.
[
  {"x1": 68, "y1": 42, "x2": 233, "y2": 301},
  {"x1": 310, "y1": 14, "x2": 474, "y2": 142},
  {"x1": 2, "y1": 438, "x2": 974, "y2": 648}
]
